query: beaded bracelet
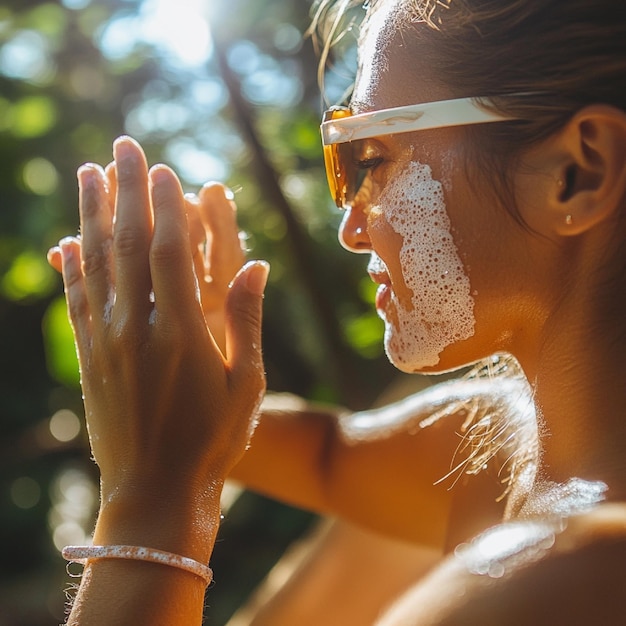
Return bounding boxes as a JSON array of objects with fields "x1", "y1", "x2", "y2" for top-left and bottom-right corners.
[{"x1": 62, "y1": 545, "x2": 213, "y2": 586}]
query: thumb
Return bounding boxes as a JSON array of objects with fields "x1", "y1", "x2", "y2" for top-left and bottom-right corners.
[{"x1": 225, "y1": 260, "x2": 269, "y2": 376}]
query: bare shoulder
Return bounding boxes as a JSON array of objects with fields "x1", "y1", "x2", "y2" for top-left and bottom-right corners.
[{"x1": 377, "y1": 503, "x2": 626, "y2": 626}]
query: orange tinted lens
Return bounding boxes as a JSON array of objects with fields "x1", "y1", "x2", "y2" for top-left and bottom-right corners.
[
  {"x1": 323, "y1": 142, "x2": 342, "y2": 207},
  {"x1": 322, "y1": 108, "x2": 354, "y2": 208}
]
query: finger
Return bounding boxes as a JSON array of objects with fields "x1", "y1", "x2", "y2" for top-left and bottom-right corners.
[
  {"x1": 47, "y1": 246, "x2": 62, "y2": 273},
  {"x1": 78, "y1": 164, "x2": 114, "y2": 320},
  {"x1": 111, "y1": 136, "x2": 153, "y2": 318},
  {"x1": 59, "y1": 237, "x2": 91, "y2": 361},
  {"x1": 224, "y1": 260, "x2": 269, "y2": 377},
  {"x1": 198, "y1": 183, "x2": 245, "y2": 293},
  {"x1": 149, "y1": 165, "x2": 199, "y2": 316}
]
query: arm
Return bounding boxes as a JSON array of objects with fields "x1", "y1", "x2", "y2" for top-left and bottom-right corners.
[
  {"x1": 57, "y1": 137, "x2": 268, "y2": 625},
  {"x1": 231, "y1": 382, "x2": 498, "y2": 545}
]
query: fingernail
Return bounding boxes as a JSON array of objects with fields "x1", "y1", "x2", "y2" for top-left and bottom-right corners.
[
  {"x1": 47, "y1": 246, "x2": 60, "y2": 264},
  {"x1": 245, "y1": 260, "x2": 270, "y2": 296},
  {"x1": 149, "y1": 164, "x2": 172, "y2": 186},
  {"x1": 201, "y1": 182, "x2": 235, "y2": 201},
  {"x1": 77, "y1": 164, "x2": 100, "y2": 188},
  {"x1": 184, "y1": 192, "x2": 199, "y2": 204},
  {"x1": 113, "y1": 136, "x2": 139, "y2": 174},
  {"x1": 77, "y1": 162, "x2": 104, "y2": 175},
  {"x1": 59, "y1": 238, "x2": 75, "y2": 262}
]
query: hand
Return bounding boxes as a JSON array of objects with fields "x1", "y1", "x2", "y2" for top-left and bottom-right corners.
[{"x1": 57, "y1": 137, "x2": 269, "y2": 508}]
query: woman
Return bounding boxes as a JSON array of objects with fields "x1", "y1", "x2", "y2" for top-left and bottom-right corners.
[{"x1": 52, "y1": 0, "x2": 626, "y2": 623}]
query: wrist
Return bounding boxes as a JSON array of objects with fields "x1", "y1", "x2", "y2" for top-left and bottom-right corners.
[{"x1": 94, "y1": 476, "x2": 224, "y2": 566}]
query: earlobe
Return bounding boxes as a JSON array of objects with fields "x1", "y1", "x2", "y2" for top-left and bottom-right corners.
[{"x1": 551, "y1": 105, "x2": 626, "y2": 237}]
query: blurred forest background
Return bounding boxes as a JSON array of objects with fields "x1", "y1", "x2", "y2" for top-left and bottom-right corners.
[{"x1": 0, "y1": 0, "x2": 416, "y2": 623}]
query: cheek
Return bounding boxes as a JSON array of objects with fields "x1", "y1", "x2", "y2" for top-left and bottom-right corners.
[
  {"x1": 376, "y1": 161, "x2": 476, "y2": 370},
  {"x1": 384, "y1": 162, "x2": 469, "y2": 305}
]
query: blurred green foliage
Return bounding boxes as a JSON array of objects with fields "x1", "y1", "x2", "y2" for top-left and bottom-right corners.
[{"x1": 0, "y1": 0, "x2": 406, "y2": 623}]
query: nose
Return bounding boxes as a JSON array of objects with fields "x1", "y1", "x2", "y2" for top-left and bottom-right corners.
[{"x1": 338, "y1": 202, "x2": 371, "y2": 253}]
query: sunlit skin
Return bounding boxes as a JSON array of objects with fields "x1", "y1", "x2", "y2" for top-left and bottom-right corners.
[
  {"x1": 340, "y1": 0, "x2": 559, "y2": 379},
  {"x1": 48, "y1": 144, "x2": 508, "y2": 619},
  {"x1": 49, "y1": 0, "x2": 626, "y2": 623},
  {"x1": 344, "y1": 1, "x2": 626, "y2": 499},
  {"x1": 337, "y1": 3, "x2": 626, "y2": 622}
]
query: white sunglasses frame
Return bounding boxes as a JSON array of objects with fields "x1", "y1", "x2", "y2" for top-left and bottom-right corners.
[{"x1": 320, "y1": 96, "x2": 517, "y2": 146}]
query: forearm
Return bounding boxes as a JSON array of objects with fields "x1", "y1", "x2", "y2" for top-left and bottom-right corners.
[{"x1": 229, "y1": 394, "x2": 344, "y2": 511}]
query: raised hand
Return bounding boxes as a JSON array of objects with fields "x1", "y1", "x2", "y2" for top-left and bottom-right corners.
[{"x1": 57, "y1": 136, "x2": 269, "y2": 511}]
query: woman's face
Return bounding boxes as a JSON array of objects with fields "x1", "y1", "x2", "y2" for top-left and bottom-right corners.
[{"x1": 340, "y1": 1, "x2": 546, "y2": 373}]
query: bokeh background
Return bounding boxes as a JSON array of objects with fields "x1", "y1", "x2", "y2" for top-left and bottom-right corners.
[{"x1": 0, "y1": 0, "x2": 414, "y2": 623}]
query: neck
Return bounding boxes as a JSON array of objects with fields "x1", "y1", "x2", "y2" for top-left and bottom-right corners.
[{"x1": 522, "y1": 294, "x2": 626, "y2": 503}]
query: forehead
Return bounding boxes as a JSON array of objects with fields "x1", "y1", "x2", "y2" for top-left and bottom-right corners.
[{"x1": 352, "y1": 0, "x2": 445, "y2": 113}]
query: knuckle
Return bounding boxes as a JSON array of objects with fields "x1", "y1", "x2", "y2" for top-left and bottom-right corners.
[
  {"x1": 81, "y1": 248, "x2": 109, "y2": 277},
  {"x1": 114, "y1": 226, "x2": 148, "y2": 258},
  {"x1": 153, "y1": 314, "x2": 185, "y2": 342},
  {"x1": 238, "y1": 363, "x2": 267, "y2": 407},
  {"x1": 150, "y1": 239, "x2": 184, "y2": 265},
  {"x1": 109, "y1": 316, "x2": 150, "y2": 354},
  {"x1": 63, "y1": 261, "x2": 83, "y2": 290}
]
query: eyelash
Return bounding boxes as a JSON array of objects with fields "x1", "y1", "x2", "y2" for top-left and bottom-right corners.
[{"x1": 354, "y1": 157, "x2": 383, "y2": 171}]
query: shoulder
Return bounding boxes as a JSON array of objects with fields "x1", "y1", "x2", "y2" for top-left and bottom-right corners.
[{"x1": 378, "y1": 504, "x2": 626, "y2": 626}]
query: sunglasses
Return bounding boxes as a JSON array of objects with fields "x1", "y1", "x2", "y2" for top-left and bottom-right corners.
[{"x1": 320, "y1": 96, "x2": 517, "y2": 208}]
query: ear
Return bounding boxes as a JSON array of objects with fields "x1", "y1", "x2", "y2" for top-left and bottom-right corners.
[{"x1": 518, "y1": 105, "x2": 626, "y2": 237}]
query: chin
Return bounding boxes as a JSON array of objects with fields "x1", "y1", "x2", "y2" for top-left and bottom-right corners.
[
  {"x1": 383, "y1": 326, "x2": 442, "y2": 373},
  {"x1": 383, "y1": 325, "x2": 479, "y2": 376},
  {"x1": 379, "y1": 280, "x2": 477, "y2": 375}
]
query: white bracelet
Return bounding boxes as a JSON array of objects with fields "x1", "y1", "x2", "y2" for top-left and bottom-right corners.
[{"x1": 62, "y1": 545, "x2": 213, "y2": 586}]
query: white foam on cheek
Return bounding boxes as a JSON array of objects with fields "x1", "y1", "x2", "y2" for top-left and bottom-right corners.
[{"x1": 379, "y1": 161, "x2": 475, "y2": 371}]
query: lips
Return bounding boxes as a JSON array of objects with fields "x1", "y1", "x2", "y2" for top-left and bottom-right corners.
[
  {"x1": 374, "y1": 283, "x2": 391, "y2": 311},
  {"x1": 367, "y1": 254, "x2": 392, "y2": 311}
]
